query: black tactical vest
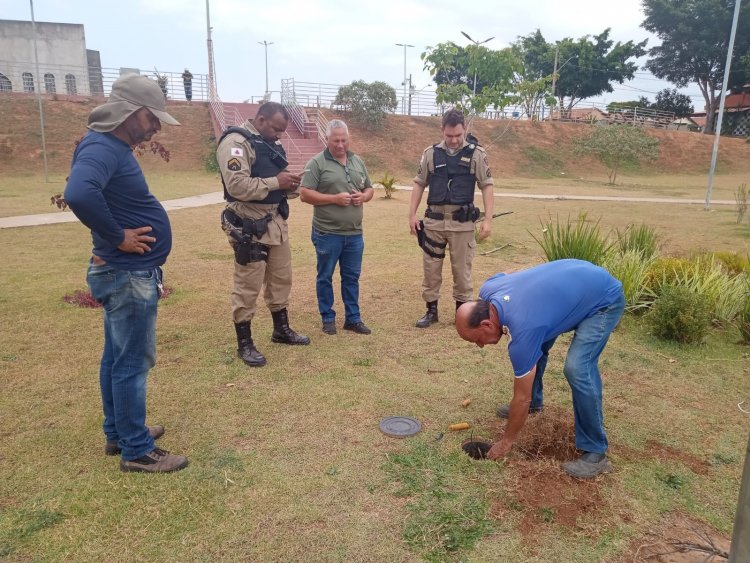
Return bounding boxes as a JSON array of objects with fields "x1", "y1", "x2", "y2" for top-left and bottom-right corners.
[
  {"x1": 219, "y1": 126, "x2": 288, "y2": 204},
  {"x1": 426, "y1": 142, "x2": 478, "y2": 206}
]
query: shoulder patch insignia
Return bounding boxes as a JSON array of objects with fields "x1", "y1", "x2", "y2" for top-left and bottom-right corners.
[
  {"x1": 230, "y1": 147, "x2": 244, "y2": 157},
  {"x1": 227, "y1": 158, "x2": 241, "y2": 171}
]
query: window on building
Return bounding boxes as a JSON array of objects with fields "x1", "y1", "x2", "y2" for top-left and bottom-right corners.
[
  {"x1": 44, "y1": 73, "x2": 56, "y2": 94},
  {"x1": 65, "y1": 74, "x2": 77, "y2": 95},
  {"x1": 22, "y1": 72, "x2": 34, "y2": 93},
  {"x1": 0, "y1": 73, "x2": 11, "y2": 92}
]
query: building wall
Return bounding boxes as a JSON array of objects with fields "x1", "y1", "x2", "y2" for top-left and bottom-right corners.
[{"x1": 0, "y1": 19, "x2": 92, "y2": 95}]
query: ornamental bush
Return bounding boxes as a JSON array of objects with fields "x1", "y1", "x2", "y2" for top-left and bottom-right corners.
[{"x1": 647, "y1": 284, "x2": 712, "y2": 344}]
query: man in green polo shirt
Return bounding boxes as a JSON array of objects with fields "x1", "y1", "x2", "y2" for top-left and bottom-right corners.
[{"x1": 300, "y1": 119, "x2": 374, "y2": 335}]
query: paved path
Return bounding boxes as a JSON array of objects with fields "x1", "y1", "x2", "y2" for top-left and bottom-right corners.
[{"x1": 0, "y1": 187, "x2": 733, "y2": 229}]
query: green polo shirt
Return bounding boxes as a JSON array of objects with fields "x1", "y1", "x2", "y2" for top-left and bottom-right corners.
[{"x1": 301, "y1": 149, "x2": 372, "y2": 235}]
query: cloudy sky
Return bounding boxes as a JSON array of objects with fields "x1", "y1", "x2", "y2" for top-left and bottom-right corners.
[{"x1": 2, "y1": 0, "x2": 707, "y2": 108}]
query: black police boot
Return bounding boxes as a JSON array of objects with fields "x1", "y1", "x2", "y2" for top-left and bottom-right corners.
[
  {"x1": 415, "y1": 301, "x2": 439, "y2": 328},
  {"x1": 455, "y1": 300, "x2": 466, "y2": 311},
  {"x1": 234, "y1": 321, "x2": 266, "y2": 367},
  {"x1": 271, "y1": 309, "x2": 311, "y2": 345}
]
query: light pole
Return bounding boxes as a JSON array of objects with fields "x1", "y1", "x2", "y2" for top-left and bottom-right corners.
[
  {"x1": 395, "y1": 43, "x2": 414, "y2": 115},
  {"x1": 258, "y1": 40, "x2": 274, "y2": 96},
  {"x1": 460, "y1": 31, "x2": 494, "y2": 96}
]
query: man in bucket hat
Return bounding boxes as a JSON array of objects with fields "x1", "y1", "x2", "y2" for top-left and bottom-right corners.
[{"x1": 64, "y1": 74, "x2": 188, "y2": 473}]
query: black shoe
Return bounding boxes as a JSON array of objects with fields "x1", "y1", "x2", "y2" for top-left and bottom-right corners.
[
  {"x1": 343, "y1": 321, "x2": 371, "y2": 335},
  {"x1": 120, "y1": 447, "x2": 189, "y2": 473},
  {"x1": 455, "y1": 300, "x2": 466, "y2": 311},
  {"x1": 322, "y1": 321, "x2": 337, "y2": 335},
  {"x1": 105, "y1": 425, "x2": 165, "y2": 456},
  {"x1": 496, "y1": 404, "x2": 543, "y2": 419},
  {"x1": 415, "y1": 301, "x2": 438, "y2": 328},
  {"x1": 271, "y1": 309, "x2": 311, "y2": 345},
  {"x1": 234, "y1": 321, "x2": 267, "y2": 367}
]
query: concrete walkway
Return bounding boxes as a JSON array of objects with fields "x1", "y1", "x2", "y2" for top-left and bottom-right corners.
[{"x1": 0, "y1": 187, "x2": 733, "y2": 229}]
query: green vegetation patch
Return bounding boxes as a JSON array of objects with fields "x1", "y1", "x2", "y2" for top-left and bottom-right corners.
[{"x1": 383, "y1": 440, "x2": 494, "y2": 561}]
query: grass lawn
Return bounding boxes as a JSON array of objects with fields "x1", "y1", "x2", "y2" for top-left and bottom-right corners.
[{"x1": 0, "y1": 182, "x2": 748, "y2": 561}]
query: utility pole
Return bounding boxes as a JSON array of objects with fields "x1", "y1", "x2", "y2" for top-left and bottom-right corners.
[
  {"x1": 29, "y1": 0, "x2": 48, "y2": 182},
  {"x1": 551, "y1": 45, "x2": 559, "y2": 119},
  {"x1": 705, "y1": 0, "x2": 742, "y2": 209},
  {"x1": 258, "y1": 40, "x2": 274, "y2": 96},
  {"x1": 460, "y1": 31, "x2": 494, "y2": 96},
  {"x1": 395, "y1": 43, "x2": 414, "y2": 115}
]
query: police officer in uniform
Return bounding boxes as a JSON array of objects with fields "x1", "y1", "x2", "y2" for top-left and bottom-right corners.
[
  {"x1": 407, "y1": 108, "x2": 495, "y2": 328},
  {"x1": 217, "y1": 101, "x2": 310, "y2": 367}
]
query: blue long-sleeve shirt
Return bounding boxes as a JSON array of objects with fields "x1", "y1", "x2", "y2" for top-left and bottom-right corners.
[{"x1": 64, "y1": 131, "x2": 172, "y2": 270}]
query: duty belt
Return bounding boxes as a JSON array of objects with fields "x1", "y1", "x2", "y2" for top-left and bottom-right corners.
[{"x1": 424, "y1": 205, "x2": 479, "y2": 222}]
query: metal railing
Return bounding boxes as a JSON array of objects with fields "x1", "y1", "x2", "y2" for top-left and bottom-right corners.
[{"x1": 0, "y1": 60, "x2": 208, "y2": 101}]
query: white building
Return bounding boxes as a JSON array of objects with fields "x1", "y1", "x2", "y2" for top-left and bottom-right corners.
[{"x1": 0, "y1": 19, "x2": 102, "y2": 96}]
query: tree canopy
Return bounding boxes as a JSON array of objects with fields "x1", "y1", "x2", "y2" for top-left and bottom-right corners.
[
  {"x1": 333, "y1": 80, "x2": 397, "y2": 129},
  {"x1": 642, "y1": 0, "x2": 750, "y2": 133}
]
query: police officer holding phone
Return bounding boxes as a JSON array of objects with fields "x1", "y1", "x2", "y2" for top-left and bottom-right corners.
[{"x1": 217, "y1": 101, "x2": 310, "y2": 367}]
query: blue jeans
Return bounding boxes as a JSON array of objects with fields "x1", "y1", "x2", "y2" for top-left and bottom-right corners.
[
  {"x1": 528, "y1": 292, "x2": 625, "y2": 454},
  {"x1": 87, "y1": 263, "x2": 161, "y2": 460},
  {"x1": 311, "y1": 228, "x2": 364, "y2": 324}
]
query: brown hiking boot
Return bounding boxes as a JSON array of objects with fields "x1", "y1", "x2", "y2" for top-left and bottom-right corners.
[
  {"x1": 120, "y1": 447, "x2": 189, "y2": 473},
  {"x1": 104, "y1": 425, "x2": 165, "y2": 456}
]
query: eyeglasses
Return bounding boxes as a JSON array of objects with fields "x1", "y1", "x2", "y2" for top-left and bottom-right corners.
[{"x1": 344, "y1": 165, "x2": 351, "y2": 184}]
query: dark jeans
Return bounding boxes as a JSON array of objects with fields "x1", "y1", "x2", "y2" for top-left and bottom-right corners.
[
  {"x1": 87, "y1": 263, "x2": 161, "y2": 460},
  {"x1": 311, "y1": 228, "x2": 364, "y2": 324},
  {"x1": 528, "y1": 292, "x2": 626, "y2": 454}
]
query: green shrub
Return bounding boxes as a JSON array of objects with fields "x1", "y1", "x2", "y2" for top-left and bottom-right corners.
[
  {"x1": 714, "y1": 251, "x2": 750, "y2": 276},
  {"x1": 531, "y1": 213, "x2": 611, "y2": 265},
  {"x1": 603, "y1": 249, "x2": 655, "y2": 312},
  {"x1": 614, "y1": 223, "x2": 659, "y2": 260},
  {"x1": 375, "y1": 171, "x2": 398, "y2": 199},
  {"x1": 648, "y1": 284, "x2": 712, "y2": 344},
  {"x1": 737, "y1": 298, "x2": 750, "y2": 344},
  {"x1": 203, "y1": 138, "x2": 219, "y2": 173}
]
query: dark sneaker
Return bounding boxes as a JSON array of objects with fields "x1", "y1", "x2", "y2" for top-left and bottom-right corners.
[
  {"x1": 343, "y1": 321, "x2": 371, "y2": 335},
  {"x1": 322, "y1": 321, "x2": 337, "y2": 335},
  {"x1": 105, "y1": 425, "x2": 165, "y2": 456},
  {"x1": 495, "y1": 404, "x2": 543, "y2": 419},
  {"x1": 120, "y1": 447, "x2": 189, "y2": 473},
  {"x1": 562, "y1": 453, "x2": 613, "y2": 479}
]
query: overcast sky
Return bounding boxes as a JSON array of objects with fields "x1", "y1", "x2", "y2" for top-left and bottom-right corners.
[{"x1": 2, "y1": 0, "x2": 707, "y2": 108}]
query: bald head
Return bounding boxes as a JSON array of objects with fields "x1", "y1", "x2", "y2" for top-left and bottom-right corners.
[{"x1": 456, "y1": 300, "x2": 502, "y2": 348}]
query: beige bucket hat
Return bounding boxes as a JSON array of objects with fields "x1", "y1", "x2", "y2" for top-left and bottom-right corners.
[{"x1": 88, "y1": 73, "x2": 180, "y2": 132}]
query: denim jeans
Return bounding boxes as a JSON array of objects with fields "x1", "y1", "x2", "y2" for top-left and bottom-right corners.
[
  {"x1": 528, "y1": 292, "x2": 625, "y2": 454},
  {"x1": 87, "y1": 263, "x2": 161, "y2": 460},
  {"x1": 311, "y1": 228, "x2": 364, "y2": 324}
]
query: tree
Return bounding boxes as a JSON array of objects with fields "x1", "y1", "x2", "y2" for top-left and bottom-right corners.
[
  {"x1": 575, "y1": 124, "x2": 660, "y2": 185},
  {"x1": 421, "y1": 41, "x2": 518, "y2": 113},
  {"x1": 653, "y1": 88, "x2": 694, "y2": 118},
  {"x1": 642, "y1": 0, "x2": 750, "y2": 133},
  {"x1": 552, "y1": 29, "x2": 647, "y2": 115},
  {"x1": 511, "y1": 30, "x2": 557, "y2": 119},
  {"x1": 333, "y1": 80, "x2": 397, "y2": 129}
]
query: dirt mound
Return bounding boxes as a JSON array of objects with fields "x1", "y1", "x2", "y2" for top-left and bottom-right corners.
[
  {"x1": 0, "y1": 94, "x2": 214, "y2": 175},
  {"x1": 339, "y1": 111, "x2": 750, "y2": 182}
]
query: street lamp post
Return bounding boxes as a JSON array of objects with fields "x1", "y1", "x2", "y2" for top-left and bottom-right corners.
[
  {"x1": 395, "y1": 43, "x2": 414, "y2": 115},
  {"x1": 460, "y1": 31, "x2": 494, "y2": 96},
  {"x1": 258, "y1": 40, "x2": 274, "y2": 96}
]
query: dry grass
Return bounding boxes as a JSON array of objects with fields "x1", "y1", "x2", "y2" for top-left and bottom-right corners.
[{"x1": 0, "y1": 186, "x2": 749, "y2": 561}]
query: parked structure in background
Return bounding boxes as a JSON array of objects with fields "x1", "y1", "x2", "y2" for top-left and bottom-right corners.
[
  {"x1": 0, "y1": 19, "x2": 207, "y2": 101},
  {"x1": 0, "y1": 19, "x2": 100, "y2": 96}
]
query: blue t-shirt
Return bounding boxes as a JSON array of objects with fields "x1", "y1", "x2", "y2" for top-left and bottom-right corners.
[
  {"x1": 64, "y1": 131, "x2": 172, "y2": 270},
  {"x1": 479, "y1": 259, "x2": 623, "y2": 377}
]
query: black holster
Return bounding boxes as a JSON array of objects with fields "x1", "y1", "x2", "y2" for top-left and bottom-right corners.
[
  {"x1": 222, "y1": 209, "x2": 272, "y2": 265},
  {"x1": 453, "y1": 204, "x2": 480, "y2": 223}
]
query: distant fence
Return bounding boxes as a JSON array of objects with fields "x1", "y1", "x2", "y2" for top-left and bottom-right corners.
[
  {"x1": 276, "y1": 79, "x2": 676, "y2": 128},
  {"x1": 0, "y1": 60, "x2": 208, "y2": 101}
]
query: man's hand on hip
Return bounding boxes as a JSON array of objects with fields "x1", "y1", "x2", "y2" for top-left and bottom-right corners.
[{"x1": 118, "y1": 226, "x2": 155, "y2": 254}]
